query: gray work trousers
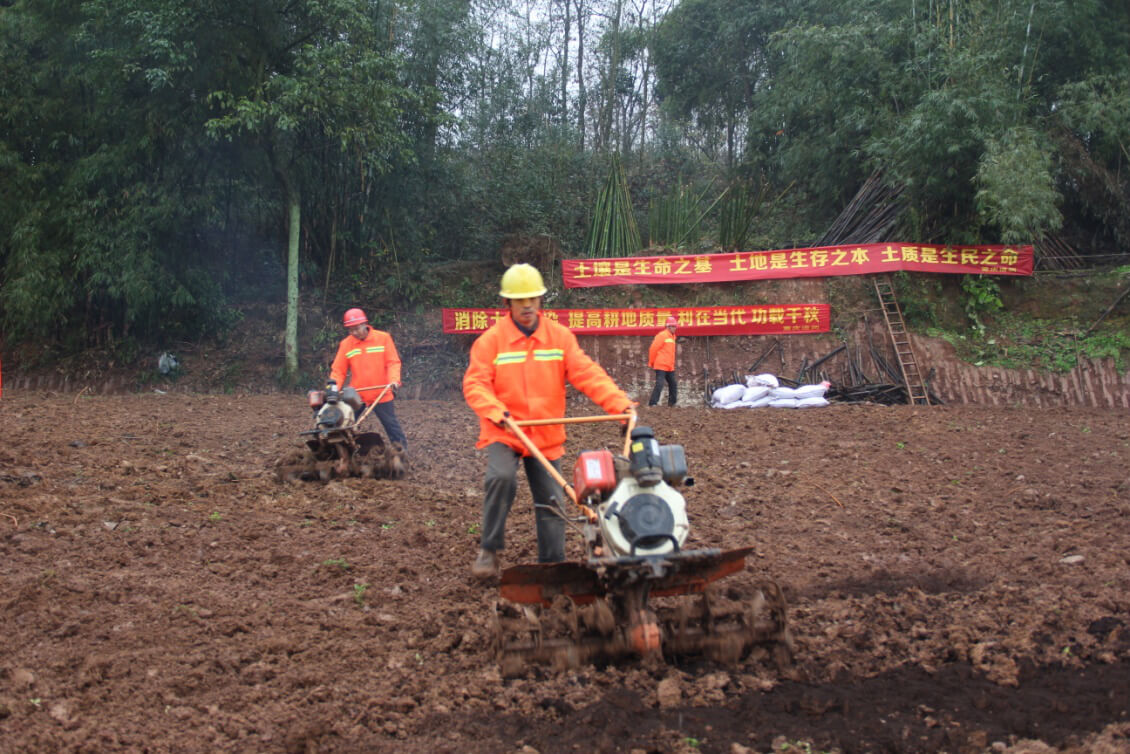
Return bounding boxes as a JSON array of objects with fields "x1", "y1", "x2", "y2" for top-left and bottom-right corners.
[
  {"x1": 649, "y1": 369, "x2": 677, "y2": 406},
  {"x1": 369, "y1": 400, "x2": 407, "y2": 448},
  {"x1": 479, "y1": 442, "x2": 566, "y2": 563}
]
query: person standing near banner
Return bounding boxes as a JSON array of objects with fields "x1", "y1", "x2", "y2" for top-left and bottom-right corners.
[{"x1": 647, "y1": 315, "x2": 678, "y2": 406}]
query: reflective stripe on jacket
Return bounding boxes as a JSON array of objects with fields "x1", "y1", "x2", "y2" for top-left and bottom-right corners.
[
  {"x1": 463, "y1": 315, "x2": 632, "y2": 460},
  {"x1": 330, "y1": 329, "x2": 402, "y2": 404},
  {"x1": 648, "y1": 328, "x2": 676, "y2": 371}
]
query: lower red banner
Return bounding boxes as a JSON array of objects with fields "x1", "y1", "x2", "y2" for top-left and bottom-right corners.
[{"x1": 442, "y1": 305, "x2": 830, "y2": 336}]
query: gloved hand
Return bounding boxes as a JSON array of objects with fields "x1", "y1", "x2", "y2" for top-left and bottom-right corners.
[
  {"x1": 619, "y1": 404, "x2": 636, "y2": 437},
  {"x1": 491, "y1": 410, "x2": 510, "y2": 428},
  {"x1": 390, "y1": 381, "x2": 400, "y2": 397}
]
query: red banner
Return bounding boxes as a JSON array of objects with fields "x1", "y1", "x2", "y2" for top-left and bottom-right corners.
[
  {"x1": 442, "y1": 305, "x2": 830, "y2": 336},
  {"x1": 563, "y1": 243, "x2": 1034, "y2": 288}
]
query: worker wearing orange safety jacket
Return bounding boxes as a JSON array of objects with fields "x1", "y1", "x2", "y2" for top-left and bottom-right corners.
[
  {"x1": 329, "y1": 308, "x2": 407, "y2": 449},
  {"x1": 463, "y1": 263, "x2": 634, "y2": 578},
  {"x1": 647, "y1": 315, "x2": 678, "y2": 406}
]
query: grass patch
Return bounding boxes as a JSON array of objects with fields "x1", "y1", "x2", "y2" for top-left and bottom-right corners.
[{"x1": 928, "y1": 310, "x2": 1130, "y2": 372}]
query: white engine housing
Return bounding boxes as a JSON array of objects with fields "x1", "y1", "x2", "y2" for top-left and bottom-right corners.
[
  {"x1": 315, "y1": 400, "x2": 356, "y2": 430},
  {"x1": 597, "y1": 476, "x2": 689, "y2": 557}
]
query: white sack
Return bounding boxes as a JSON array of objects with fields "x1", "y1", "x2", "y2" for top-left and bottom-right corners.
[
  {"x1": 769, "y1": 386, "x2": 797, "y2": 399},
  {"x1": 797, "y1": 396, "x2": 830, "y2": 408},
  {"x1": 711, "y1": 384, "x2": 746, "y2": 406},
  {"x1": 745, "y1": 373, "x2": 779, "y2": 388},
  {"x1": 794, "y1": 382, "x2": 830, "y2": 399},
  {"x1": 769, "y1": 397, "x2": 799, "y2": 408},
  {"x1": 741, "y1": 385, "x2": 771, "y2": 403}
]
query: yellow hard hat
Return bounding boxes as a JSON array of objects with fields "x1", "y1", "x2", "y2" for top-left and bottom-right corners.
[{"x1": 499, "y1": 263, "x2": 547, "y2": 299}]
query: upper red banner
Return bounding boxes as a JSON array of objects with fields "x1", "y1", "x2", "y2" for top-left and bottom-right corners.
[
  {"x1": 443, "y1": 305, "x2": 830, "y2": 336},
  {"x1": 562, "y1": 243, "x2": 1034, "y2": 288}
]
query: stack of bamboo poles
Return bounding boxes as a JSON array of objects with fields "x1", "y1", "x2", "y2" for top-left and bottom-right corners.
[
  {"x1": 583, "y1": 153, "x2": 642, "y2": 258},
  {"x1": 818, "y1": 169, "x2": 906, "y2": 246},
  {"x1": 1035, "y1": 233, "x2": 1086, "y2": 270}
]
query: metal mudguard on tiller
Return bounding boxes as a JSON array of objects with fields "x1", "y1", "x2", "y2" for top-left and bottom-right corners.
[{"x1": 499, "y1": 546, "x2": 754, "y2": 606}]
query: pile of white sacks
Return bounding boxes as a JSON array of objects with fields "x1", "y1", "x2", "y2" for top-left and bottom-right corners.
[{"x1": 710, "y1": 373, "x2": 831, "y2": 409}]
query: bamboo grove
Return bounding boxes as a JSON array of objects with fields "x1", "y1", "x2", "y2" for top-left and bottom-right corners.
[{"x1": 1, "y1": 0, "x2": 1126, "y2": 360}]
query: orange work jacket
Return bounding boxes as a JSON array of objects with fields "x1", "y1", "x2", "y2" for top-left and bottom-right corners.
[
  {"x1": 330, "y1": 328, "x2": 402, "y2": 405},
  {"x1": 648, "y1": 327, "x2": 676, "y2": 372},
  {"x1": 463, "y1": 314, "x2": 632, "y2": 460}
]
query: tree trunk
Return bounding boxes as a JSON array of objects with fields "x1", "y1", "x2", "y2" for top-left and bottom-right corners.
[
  {"x1": 285, "y1": 191, "x2": 300, "y2": 376},
  {"x1": 576, "y1": 0, "x2": 586, "y2": 149},
  {"x1": 561, "y1": 0, "x2": 570, "y2": 127}
]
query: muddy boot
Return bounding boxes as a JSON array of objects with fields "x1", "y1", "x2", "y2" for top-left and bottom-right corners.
[{"x1": 471, "y1": 549, "x2": 500, "y2": 580}]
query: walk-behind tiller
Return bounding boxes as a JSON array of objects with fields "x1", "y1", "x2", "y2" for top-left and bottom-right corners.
[
  {"x1": 492, "y1": 411, "x2": 793, "y2": 675},
  {"x1": 275, "y1": 383, "x2": 405, "y2": 481}
]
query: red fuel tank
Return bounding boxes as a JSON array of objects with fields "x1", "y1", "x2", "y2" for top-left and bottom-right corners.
[{"x1": 573, "y1": 449, "x2": 617, "y2": 502}]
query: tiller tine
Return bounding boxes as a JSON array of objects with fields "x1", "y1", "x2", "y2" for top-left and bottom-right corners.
[{"x1": 494, "y1": 547, "x2": 791, "y2": 675}]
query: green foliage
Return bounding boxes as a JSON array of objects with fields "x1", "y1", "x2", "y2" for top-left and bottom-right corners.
[
  {"x1": 1055, "y1": 73, "x2": 1130, "y2": 249},
  {"x1": 930, "y1": 311, "x2": 1130, "y2": 373},
  {"x1": 3, "y1": 0, "x2": 1129, "y2": 370},
  {"x1": 752, "y1": 10, "x2": 907, "y2": 225},
  {"x1": 975, "y1": 127, "x2": 1062, "y2": 242},
  {"x1": 657, "y1": 0, "x2": 1125, "y2": 246},
  {"x1": 648, "y1": 182, "x2": 713, "y2": 248},
  {"x1": 375, "y1": 248, "x2": 440, "y2": 311},
  {"x1": 651, "y1": 0, "x2": 780, "y2": 166},
  {"x1": 961, "y1": 276, "x2": 1004, "y2": 333},
  {"x1": 0, "y1": 0, "x2": 414, "y2": 358},
  {"x1": 718, "y1": 181, "x2": 768, "y2": 251},
  {"x1": 1079, "y1": 332, "x2": 1130, "y2": 370},
  {"x1": 890, "y1": 273, "x2": 947, "y2": 330}
]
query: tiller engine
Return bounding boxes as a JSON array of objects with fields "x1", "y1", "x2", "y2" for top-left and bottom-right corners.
[
  {"x1": 492, "y1": 413, "x2": 793, "y2": 675},
  {"x1": 275, "y1": 383, "x2": 405, "y2": 481}
]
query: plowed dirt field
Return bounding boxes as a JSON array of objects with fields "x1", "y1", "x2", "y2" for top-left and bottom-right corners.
[{"x1": 2, "y1": 392, "x2": 1129, "y2": 753}]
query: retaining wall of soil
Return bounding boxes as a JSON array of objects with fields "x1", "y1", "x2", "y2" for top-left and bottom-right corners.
[{"x1": 5, "y1": 333, "x2": 1128, "y2": 409}]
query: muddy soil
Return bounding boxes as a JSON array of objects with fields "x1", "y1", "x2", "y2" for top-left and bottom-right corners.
[{"x1": 2, "y1": 392, "x2": 1129, "y2": 754}]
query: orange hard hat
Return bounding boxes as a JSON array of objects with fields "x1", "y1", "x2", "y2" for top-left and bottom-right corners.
[
  {"x1": 343, "y1": 308, "x2": 368, "y2": 327},
  {"x1": 665, "y1": 316, "x2": 677, "y2": 327}
]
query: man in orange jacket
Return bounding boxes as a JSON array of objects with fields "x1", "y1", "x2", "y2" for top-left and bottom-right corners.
[
  {"x1": 329, "y1": 307, "x2": 407, "y2": 449},
  {"x1": 647, "y1": 315, "x2": 678, "y2": 406},
  {"x1": 463, "y1": 263, "x2": 633, "y2": 579}
]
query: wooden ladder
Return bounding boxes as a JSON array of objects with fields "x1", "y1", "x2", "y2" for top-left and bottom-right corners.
[{"x1": 873, "y1": 275, "x2": 931, "y2": 405}]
